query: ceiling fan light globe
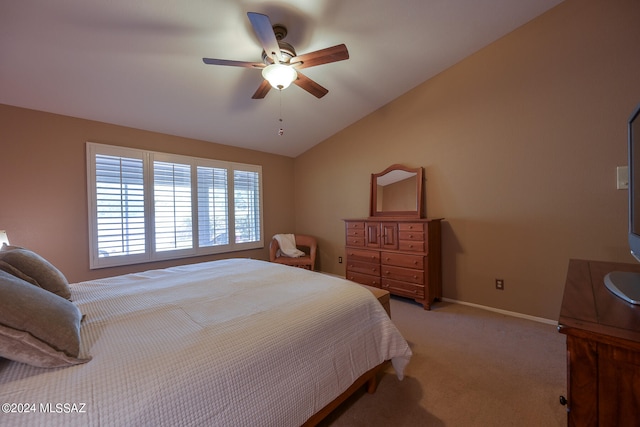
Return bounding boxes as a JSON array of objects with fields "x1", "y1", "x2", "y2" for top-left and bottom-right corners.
[{"x1": 262, "y1": 64, "x2": 297, "y2": 90}]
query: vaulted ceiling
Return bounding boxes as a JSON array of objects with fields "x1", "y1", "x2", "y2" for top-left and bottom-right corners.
[{"x1": 0, "y1": 0, "x2": 563, "y2": 157}]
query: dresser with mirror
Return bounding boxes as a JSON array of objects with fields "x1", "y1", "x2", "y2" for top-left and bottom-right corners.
[{"x1": 344, "y1": 164, "x2": 443, "y2": 310}]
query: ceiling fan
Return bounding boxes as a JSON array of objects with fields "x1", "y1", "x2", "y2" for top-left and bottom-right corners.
[{"x1": 202, "y1": 12, "x2": 349, "y2": 99}]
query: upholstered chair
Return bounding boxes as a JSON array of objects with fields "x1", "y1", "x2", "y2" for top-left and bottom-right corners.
[{"x1": 269, "y1": 234, "x2": 317, "y2": 270}]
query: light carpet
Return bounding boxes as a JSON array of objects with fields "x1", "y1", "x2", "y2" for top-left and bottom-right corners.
[{"x1": 321, "y1": 297, "x2": 567, "y2": 426}]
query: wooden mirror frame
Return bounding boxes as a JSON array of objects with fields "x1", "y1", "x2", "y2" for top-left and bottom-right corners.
[{"x1": 370, "y1": 164, "x2": 424, "y2": 218}]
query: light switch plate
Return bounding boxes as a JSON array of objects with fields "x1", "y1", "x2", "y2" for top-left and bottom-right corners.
[{"x1": 617, "y1": 166, "x2": 629, "y2": 190}]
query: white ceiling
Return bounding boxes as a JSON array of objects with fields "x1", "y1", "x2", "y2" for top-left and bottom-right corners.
[{"x1": 0, "y1": 0, "x2": 563, "y2": 158}]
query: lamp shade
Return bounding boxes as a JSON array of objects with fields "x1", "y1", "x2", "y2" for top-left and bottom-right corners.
[{"x1": 262, "y1": 64, "x2": 297, "y2": 90}]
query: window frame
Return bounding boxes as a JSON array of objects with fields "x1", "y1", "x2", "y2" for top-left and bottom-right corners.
[{"x1": 87, "y1": 142, "x2": 263, "y2": 269}]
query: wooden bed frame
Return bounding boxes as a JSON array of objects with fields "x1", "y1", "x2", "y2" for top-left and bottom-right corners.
[{"x1": 303, "y1": 360, "x2": 391, "y2": 426}]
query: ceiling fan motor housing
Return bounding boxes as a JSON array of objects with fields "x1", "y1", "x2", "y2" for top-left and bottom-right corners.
[
  {"x1": 261, "y1": 25, "x2": 296, "y2": 65},
  {"x1": 272, "y1": 24, "x2": 287, "y2": 40}
]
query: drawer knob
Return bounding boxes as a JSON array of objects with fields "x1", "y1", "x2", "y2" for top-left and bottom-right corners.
[{"x1": 559, "y1": 396, "x2": 567, "y2": 406}]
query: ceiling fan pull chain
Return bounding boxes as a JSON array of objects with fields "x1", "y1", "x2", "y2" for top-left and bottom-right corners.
[{"x1": 278, "y1": 90, "x2": 284, "y2": 136}]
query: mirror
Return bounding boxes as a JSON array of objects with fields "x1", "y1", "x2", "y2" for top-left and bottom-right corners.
[{"x1": 370, "y1": 164, "x2": 424, "y2": 218}]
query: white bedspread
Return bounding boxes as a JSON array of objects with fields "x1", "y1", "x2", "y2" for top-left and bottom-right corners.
[{"x1": 0, "y1": 259, "x2": 411, "y2": 426}]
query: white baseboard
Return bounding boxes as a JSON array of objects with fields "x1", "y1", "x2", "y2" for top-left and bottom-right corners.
[
  {"x1": 322, "y1": 272, "x2": 557, "y2": 326},
  {"x1": 440, "y1": 297, "x2": 557, "y2": 325}
]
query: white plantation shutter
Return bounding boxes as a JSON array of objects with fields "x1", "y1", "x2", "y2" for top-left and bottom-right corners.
[
  {"x1": 234, "y1": 169, "x2": 261, "y2": 243},
  {"x1": 87, "y1": 143, "x2": 262, "y2": 269},
  {"x1": 153, "y1": 161, "x2": 193, "y2": 252},
  {"x1": 197, "y1": 166, "x2": 228, "y2": 247},
  {"x1": 94, "y1": 154, "x2": 146, "y2": 258}
]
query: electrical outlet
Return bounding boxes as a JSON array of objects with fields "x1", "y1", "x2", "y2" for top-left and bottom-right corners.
[
  {"x1": 338, "y1": 256, "x2": 343, "y2": 264},
  {"x1": 495, "y1": 279, "x2": 504, "y2": 290}
]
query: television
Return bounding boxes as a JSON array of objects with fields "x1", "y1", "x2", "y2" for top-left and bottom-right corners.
[{"x1": 605, "y1": 102, "x2": 640, "y2": 304}]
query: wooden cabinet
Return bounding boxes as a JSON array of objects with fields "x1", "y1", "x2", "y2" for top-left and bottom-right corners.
[
  {"x1": 345, "y1": 218, "x2": 442, "y2": 310},
  {"x1": 365, "y1": 222, "x2": 398, "y2": 250},
  {"x1": 558, "y1": 259, "x2": 640, "y2": 426}
]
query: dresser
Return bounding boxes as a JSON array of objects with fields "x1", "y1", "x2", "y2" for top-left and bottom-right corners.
[
  {"x1": 344, "y1": 218, "x2": 442, "y2": 310},
  {"x1": 558, "y1": 259, "x2": 640, "y2": 426}
]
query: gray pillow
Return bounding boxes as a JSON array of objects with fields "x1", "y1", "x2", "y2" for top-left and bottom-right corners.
[
  {"x1": 0, "y1": 245, "x2": 71, "y2": 300},
  {"x1": 0, "y1": 260, "x2": 40, "y2": 287},
  {"x1": 0, "y1": 270, "x2": 90, "y2": 368}
]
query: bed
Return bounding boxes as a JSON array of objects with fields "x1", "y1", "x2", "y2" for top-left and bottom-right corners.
[{"x1": 0, "y1": 255, "x2": 412, "y2": 426}]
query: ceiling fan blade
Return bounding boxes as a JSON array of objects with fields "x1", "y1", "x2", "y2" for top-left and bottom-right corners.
[
  {"x1": 203, "y1": 58, "x2": 265, "y2": 68},
  {"x1": 251, "y1": 79, "x2": 272, "y2": 99},
  {"x1": 247, "y1": 12, "x2": 283, "y2": 63},
  {"x1": 294, "y1": 71, "x2": 329, "y2": 98},
  {"x1": 291, "y1": 44, "x2": 349, "y2": 70}
]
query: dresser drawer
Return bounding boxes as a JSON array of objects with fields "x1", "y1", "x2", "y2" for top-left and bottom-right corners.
[
  {"x1": 382, "y1": 278, "x2": 425, "y2": 299},
  {"x1": 346, "y1": 221, "x2": 365, "y2": 230},
  {"x1": 346, "y1": 236, "x2": 365, "y2": 246},
  {"x1": 346, "y1": 271, "x2": 381, "y2": 288},
  {"x1": 346, "y1": 228, "x2": 364, "y2": 238},
  {"x1": 347, "y1": 259, "x2": 380, "y2": 276},
  {"x1": 346, "y1": 248, "x2": 380, "y2": 263},
  {"x1": 381, "y1": 264, "x2": 424, "y2": 284},
  {"x1": 398, "y1": 223, "x2": 426, "y2": 232},
  {"x1": 398, "y1": 230, "x2": 425, "y2": 241},
  {"x1": 399, "y1": 240, "x2": 426, "y2": 252},
  {"x1": 381, "y1": 252, "x2": 425, "y2": 269}
]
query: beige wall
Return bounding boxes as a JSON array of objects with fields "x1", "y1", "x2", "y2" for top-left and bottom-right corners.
[
  {"x1": 0, "y1": 104, "x2": 295, "y2": 283},
  {"x1": 2, "y1": 0, "x2": 638, "y2": 321},
  {"x1": 294, "y1": 0, "x2": 640, "y2": 320}
]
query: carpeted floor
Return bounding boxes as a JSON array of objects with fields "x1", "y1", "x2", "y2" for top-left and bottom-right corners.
[{"x1": 320, "y1": 297, "x2": 567, "y2": 426}]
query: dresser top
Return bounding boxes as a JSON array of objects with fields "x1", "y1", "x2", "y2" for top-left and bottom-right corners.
[{"x1": 558, "y1": 259, "x2": 640, "y2": 344}]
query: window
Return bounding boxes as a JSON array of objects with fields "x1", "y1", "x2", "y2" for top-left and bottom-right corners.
[
  {"x1": 197, "y1": 166, "x2": 228, "y2": 247},
  {"x1": 153, "y1": 159, "x2": 193, "y2": 253},
  {"x1": 87, "y1": 143, "x2": 263, "y2": 269},
  {"x1": 234, "y1": 170, "x2": 261, "y2": 243}
]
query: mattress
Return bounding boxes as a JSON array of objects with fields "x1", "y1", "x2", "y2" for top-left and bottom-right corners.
[{"x1": 0, "y1": 258, "x2": 411, "y2": 426}]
